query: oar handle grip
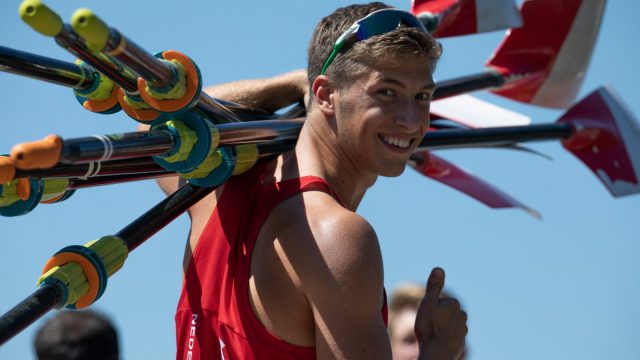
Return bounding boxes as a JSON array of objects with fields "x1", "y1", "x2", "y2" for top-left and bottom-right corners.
[
  {"x1": 19, "y1": 0, "x2": 63, "y2": 37},
  {"x1": 0, "y1": 156, "x2": 16, "y2": 183},
  {"x1": 70, "y1": 8, "x2": 109, "y2": 53},
  {"x1": 11, "y1": 135, "x2": 63, "y2": 170}
]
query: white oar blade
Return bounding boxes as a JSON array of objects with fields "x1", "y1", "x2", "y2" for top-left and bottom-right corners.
[
  {"x1": 431, "y1": 94, "x2": 531, "y2": 128},
  {"x1": 559, "y1": 86, "x2": 640, "y2": 197},
  {"x1": 411, "y1": 0, "x2": 522, "y2": 36},
  {"x1": 410, "y1": 151, "x2": 541, "y2": 218},
  {"x1": 487, "y1": 0, "x2": 606, "y2": 108}
]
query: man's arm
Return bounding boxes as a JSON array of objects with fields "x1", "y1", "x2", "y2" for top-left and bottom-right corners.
[
  {"x1": 203, "y1": 69, "x2": 308, "y2": 113},
  {"x1": 296, "y1": 206, "x2": 467, "y2": 359},
  {"x1": 298, "y1": 209, "x2": 392, "y2": 359}
]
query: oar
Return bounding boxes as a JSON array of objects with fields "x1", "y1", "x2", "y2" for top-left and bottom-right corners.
[
  {"x1": 68, "y1": 8, "x2": 245, "y2": 125},
  {"x1": 17, "y1": 0, "x2": 272, "y2": 123},
  {"x1": 10, "y1": 118, "x2": 305, "y2": 170},
  {"x1": 67, "y1": 171, "x2": 175, "y2": 189},
  {"x1": 0, "y1": 181, "x2": 215, "y2": 345},
  {"x1": 10, "y1": 157, "x2": 164, "y2": 180},
  {"x1": 432, "y1": 0, "x2": 606, "y2": 108},
  {"x1": 0, "y1": 137, "x2": 299, "y2": 216},
  {"x1": 411, "y1": 86, "x2": 640, "y2": 217},
  {"x1": 0, "y1": 45, "x2": 97, "y2": 90},
  {"x1": 19, "y1": 0, "x2": 138, "y2": 92}
]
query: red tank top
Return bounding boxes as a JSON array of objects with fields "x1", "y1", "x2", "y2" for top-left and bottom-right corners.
[{"x1": 175, "y1": 162, "x2": 388, "y2": 359}]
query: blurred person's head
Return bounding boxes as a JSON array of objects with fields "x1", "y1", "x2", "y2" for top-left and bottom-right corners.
[
  {"x1": 389, "y1": 283, "x2": 424, "y2": 360},
  {"x1": 34, "y1": 310, "x2": 119, "y2": 360},
  {"x1": 389, "y1": 283, "x2": 467, "y2": 360}
]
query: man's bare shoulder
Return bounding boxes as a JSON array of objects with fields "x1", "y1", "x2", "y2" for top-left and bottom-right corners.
[
  {"x1": 272, "y1": 190, "x2": 383, "y2": 291},
  {"x1": 277, "y1": 190, "x2": 378, "y2": 249}
]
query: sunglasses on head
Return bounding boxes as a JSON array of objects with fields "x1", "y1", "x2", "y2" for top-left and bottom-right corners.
[{"x1": 320, "y1": 8, "x2": 429, "y2": 75}]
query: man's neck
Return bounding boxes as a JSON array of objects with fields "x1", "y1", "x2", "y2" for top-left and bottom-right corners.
[{"x1": 282, "y1": 112, "x2": 377, "y2": 211}]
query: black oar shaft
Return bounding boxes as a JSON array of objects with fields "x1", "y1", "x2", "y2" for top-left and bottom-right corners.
[
  {"x1": 218, "y1": 119, "x2": 304, "y2": 144},
  {"x1": 68, "y1": 171, "x2": 174, "y2": 189},
  {"x1": 434, "y1": 71, "x2": 505, "y2": 100},
  {"x1": 0, "y1": 283, "x2": 64, "y2": 345},
  {"x1": 117, "y1": 183, "x2": 214, "y2": 252},
  {"x1": 420, "y1": 123, "x2": 574, "y2": 149},
  {"x1": 0, "y1": 45, "x2": 95, "y2": 89},
  {"x1": 60, "y1": 131, "x2": 175, "y2": 164},
  {"x1": 15, "y1": 157, "x2": 163, "y2": 179}
]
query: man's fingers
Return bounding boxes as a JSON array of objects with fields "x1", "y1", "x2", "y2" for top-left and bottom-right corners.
[{"x1": 425, "y1": 267, "x2": 445, "y2": 302}]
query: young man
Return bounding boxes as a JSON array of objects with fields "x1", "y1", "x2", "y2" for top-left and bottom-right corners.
[{"x1": 170, "y1": 3, "x2": 467, "y2": 359}]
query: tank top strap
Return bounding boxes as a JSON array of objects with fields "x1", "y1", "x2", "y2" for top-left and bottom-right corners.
[{"x1": 270, "y1": 175, "x2": 347, "y2": 209}]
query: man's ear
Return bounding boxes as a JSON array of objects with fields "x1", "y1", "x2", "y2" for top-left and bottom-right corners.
[{"x1": 311, "y1": 75, "x2": 335, "y2": 116}]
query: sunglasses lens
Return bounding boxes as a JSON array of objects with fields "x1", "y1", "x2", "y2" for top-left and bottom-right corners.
[{"x1": 356, "y1": 14, "x2": 400, "y2": 40}]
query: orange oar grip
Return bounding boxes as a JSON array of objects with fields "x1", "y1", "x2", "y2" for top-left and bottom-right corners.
[
  {"x1": 16, "y1": 178, "x2": 31, "y2": 200},
  {"x1": 11, "y1": 134, "x2": 63, "y2": 170},
  {"x1": 0, "y1": 156, "x2": 16, "y2": 183}
]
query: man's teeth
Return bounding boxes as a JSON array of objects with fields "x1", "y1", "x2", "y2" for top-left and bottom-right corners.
[{"x1": 382, "y1": 135, "x2": 410, "y2": 149}]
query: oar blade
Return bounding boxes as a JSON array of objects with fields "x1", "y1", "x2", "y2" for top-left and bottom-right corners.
[
  {"x1": 559, "y1": 86, "x2": 640, "y2": 197},
  {"x1": 409, "y1": 151, "x2": 541, "y2": 218},
  {"x1": 411, "y1": 0, "x2": 522, "y2": 36},
  {"x1": 487, "y1": 0, "x2": 606, "y2": 108},
  {"x1": 431, "y1": 94, "x2": 531, "y2": 128}
]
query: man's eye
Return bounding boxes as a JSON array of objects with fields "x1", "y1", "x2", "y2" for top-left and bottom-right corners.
[
  {"x1": 380, "y1": 89, "x2": 395, "y2": 96},
  {"x1": 416, "y1": 92, "x2": 431, "y2": 100}
]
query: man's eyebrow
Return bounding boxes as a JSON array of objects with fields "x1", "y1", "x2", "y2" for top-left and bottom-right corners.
[{"x1": 378, "y1": 76, "x2": 436, "y2": 91}]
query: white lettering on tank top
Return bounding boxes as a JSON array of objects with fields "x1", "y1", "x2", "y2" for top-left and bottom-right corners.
[
  {"x1": 186, "y1": 313, "x2": 198, "y2": 360},
  {"x1": 219, "y1": 338, "x2": 226, "y2": 360}
]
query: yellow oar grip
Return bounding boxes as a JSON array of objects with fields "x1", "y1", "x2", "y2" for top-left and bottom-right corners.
[
  {"x1": 71, "y1": 8, "x2": 110, "y2": 52},
  {"x1": 19, "y1": 0, "x2": 63, "y2": 37}
]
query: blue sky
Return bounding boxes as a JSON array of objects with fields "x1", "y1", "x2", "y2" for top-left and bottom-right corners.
[{"x1": 0, "y1": 0, "x2": 638, "y2": 359}]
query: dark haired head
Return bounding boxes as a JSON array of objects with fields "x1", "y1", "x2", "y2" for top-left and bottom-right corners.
[
  {"x1": 34, "y1": 310, "x2": 119, "y2": 360},
  {"x1": 307, "y1": 2, "x2": 442, "y2": 107}
]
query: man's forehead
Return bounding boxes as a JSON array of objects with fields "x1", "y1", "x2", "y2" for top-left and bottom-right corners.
[{"x1": 369, "y1": 67, "x2": 436, "y2": 89}]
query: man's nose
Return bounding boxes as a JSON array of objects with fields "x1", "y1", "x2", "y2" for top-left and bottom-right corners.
[{"x1": 393, "y1": 100, "x2": 427, "y2": 132}]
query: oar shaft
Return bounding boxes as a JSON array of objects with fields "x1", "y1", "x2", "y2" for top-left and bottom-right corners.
[
  {"x1": 54, "y1": 25, "x2": 138, "y2": 92},
  {"x1": 420, "y1": 123, "x2": 574, "y2": 149},
  {"x1": 0, "y1": 283, "x2": 64, "y2": 346},
  {"x1": 193, "y1": 94, "x2": 243, "y2": 124},
  {"x1": 68, "y1": 171, "x2": 174, "y2": 189},
  {"x1": 101, "y1": 26, "x2": 242, "y2": 124},
  {"x1": 59, "y1": 131, "x2": 175, "y2": 164},
  {"x1": 102, "y1": 29, "x2": 175, "y2": 89},
  {"x1": 0, "y1": 182, "x2": 212, "y2": 344},
  {"x1": 0, "y1": 45, "x2": 95, "y2": 89},
  {"x1": 117, "y1": 183, "x2": 214, "y2": 251},
  {"x1": 218, "y1": 119, "x2": 304, "y2": 144},
  {"x1": 15, "y1": 157, "x2": 163, "y2": 179},
  {"x1": 434, "y1": 70, "x2": 505, "y2": 100}
]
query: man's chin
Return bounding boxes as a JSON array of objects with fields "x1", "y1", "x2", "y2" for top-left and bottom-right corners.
[{"x1": 379, "y1": 164, "x2": 407, "y2": 178}]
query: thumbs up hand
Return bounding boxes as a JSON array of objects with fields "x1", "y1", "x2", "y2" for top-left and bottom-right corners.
[{"x1": 415, "y1": 267, "x2": 468, "y2": 360}]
